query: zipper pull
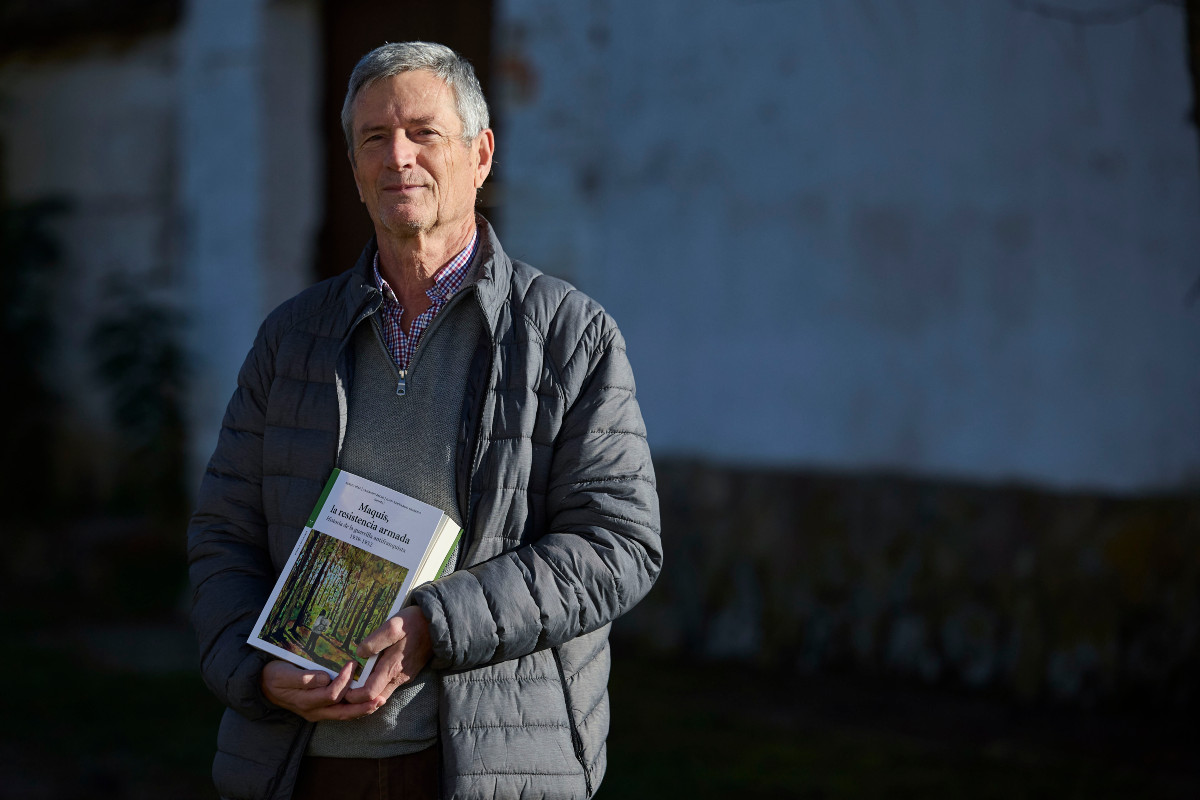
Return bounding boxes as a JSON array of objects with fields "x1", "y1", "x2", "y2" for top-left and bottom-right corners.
[{"x1": 396, "y1": 369, "x2": 407, "y2": 396}]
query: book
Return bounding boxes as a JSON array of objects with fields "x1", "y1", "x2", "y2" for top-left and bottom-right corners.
[{"x1": 247, "y1": 468, "x2": 461, "y2": 687}]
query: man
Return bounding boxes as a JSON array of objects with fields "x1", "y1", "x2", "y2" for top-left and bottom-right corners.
[
  {"x1": 187, "y1": 41, "x2": 661, "y2": 800},
  {"x1": 302, "y1": 609, "x2": 331, "y2": 656}
]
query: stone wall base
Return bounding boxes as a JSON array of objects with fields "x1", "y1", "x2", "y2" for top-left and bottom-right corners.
[{"x1": 618, "y1": 459, "x2": 1200, "y2": 709}]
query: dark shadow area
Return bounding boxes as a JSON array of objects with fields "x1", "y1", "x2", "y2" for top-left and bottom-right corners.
[
  {"x1": 604, "y1": 643, "x2": 1200, "y2": 799},
  {"x1": 2, "y1": 611, "x2": 1197, "y2": 798}
]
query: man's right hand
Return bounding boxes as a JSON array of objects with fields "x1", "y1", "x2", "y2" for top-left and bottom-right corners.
[{"x1": 260, "y1": 660, "x2": 378, "y2": 721}]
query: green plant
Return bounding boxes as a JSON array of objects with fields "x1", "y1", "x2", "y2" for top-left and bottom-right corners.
[
  {"x1": 0, "y1": 148, "x2": 65, "y2": 505},
  {"x1": 88, "y1": 276, "x2": 188, "y2": 520}
]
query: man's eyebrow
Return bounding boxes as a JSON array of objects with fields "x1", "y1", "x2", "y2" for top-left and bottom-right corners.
[{"x1": 358, "y1": 116, "x2": 441, "y2": 135}]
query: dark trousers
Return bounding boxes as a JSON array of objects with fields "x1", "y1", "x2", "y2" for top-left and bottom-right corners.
[{"x1": 292, "y1": 747, "x2": 438, "y2": 800}]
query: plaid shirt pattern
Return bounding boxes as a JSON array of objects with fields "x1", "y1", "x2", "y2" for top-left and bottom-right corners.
[{"x1": 373, "y1": 227, "x2": 478, "y2": 371}]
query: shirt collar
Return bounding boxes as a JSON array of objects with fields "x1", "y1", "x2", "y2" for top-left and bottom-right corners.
[{"x1": 372, "y1": 225, "x2": 479, "y2": 306}]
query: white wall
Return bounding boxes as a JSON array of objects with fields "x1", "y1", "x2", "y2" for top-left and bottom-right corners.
[
  {"x1": 179, "y1": 0, "x2": 323, "y2": 484},
  {"x1": 0, "y1": 0, "x2": 323, "y2": 489},
  {"x1": 495, "y1": 0, "x2": 1200, "y2": 492},
  {"x1": 0, "y1": 33, "x2": 180, "y2": 484}
]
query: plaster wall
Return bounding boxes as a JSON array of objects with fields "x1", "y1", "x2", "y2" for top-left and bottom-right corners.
[
  {"x1": 180, "y1": 0, "x2": 323, "y2": 483},
  {"x1": 495, "y1": 0, "x2": 1200, "y2": 492},
  {"x1": 0, "y1": 33, "x2": 180, "y2": 474},
  {"x1": 0, "y1": 0, "x2": 323, "y2": 489}
]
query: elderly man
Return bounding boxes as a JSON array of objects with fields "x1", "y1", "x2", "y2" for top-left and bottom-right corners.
[{"x1": 187, "y1": 41, "x2": 661, "y2": 800}]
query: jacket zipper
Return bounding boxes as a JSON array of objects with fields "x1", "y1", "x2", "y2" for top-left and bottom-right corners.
[
  {"x1": 334, "y1": 287, "x2": 384, "y2": 465},
  {"x1": 457, "y1": 290, "x2": 496, "y2": 565}
]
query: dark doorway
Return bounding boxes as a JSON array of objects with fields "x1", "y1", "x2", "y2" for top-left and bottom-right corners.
[{"x1": 317, "y1": 0, "x2": 496, "y2": 280}]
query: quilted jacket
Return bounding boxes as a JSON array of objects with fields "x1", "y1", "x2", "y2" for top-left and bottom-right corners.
[{"x1": 187, "y1": 219, "x2": 662, "y2": 799}]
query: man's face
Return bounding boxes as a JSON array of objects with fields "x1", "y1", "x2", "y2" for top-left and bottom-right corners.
[{"x1": 348, "y1": 70, "x2": 493, "y2": 239}]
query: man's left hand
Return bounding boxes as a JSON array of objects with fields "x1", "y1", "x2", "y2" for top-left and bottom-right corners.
[{"x1": 342, "y1": 605, "x2": 433, "y2": 710}]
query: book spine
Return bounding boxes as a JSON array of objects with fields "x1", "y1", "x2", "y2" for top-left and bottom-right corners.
[
  {"x1": 436, "y1": 528, "x2": 463, "y2": 577},
  {"x1": 306, "y1": 468, "x2": 342, "y2": 528}
]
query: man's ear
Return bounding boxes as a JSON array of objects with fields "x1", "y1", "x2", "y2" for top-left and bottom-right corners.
[
  {"x1": 474, "y1": 129, "x2": 495, "y2": 187},
  {"x1": 348, "y1": 149, "x2": 364, "y2": 203}
]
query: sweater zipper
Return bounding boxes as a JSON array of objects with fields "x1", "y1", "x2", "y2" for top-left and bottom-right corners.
[{"x1": 389, "y1": 291, "x2": 470, "y2": 397}]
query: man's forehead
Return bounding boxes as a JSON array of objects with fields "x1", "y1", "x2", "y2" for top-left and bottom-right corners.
[
  {"x1": 354, "y1": 72, "x2": 461, "y2": 131},
  {"x1": 360, "y1": 71, "x2": 452, "y2": 108}
]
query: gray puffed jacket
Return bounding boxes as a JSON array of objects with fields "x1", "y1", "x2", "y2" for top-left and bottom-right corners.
[{"x1": 187, "y1": 220, "x2": 662, "y2": 800}]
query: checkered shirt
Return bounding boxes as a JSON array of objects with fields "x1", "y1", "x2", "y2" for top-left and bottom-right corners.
[{"x1": 372, "y1": 227, "x2": 478, "y2": 370}]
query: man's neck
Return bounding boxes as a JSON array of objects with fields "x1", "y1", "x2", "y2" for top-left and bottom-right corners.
[{"x1": 376, "y1": 216, "x2": 476, "y2": 311}]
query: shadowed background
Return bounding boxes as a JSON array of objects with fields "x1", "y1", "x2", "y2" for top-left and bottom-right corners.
[{"x1": 2, "y1": 0, "x2": 1199, "y2": 796}]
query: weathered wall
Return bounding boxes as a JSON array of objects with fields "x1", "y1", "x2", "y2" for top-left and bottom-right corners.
[
  {"x1": 179, "y1": 0, "x2": 323, "y2": 486},
  {"x1": 494, "y1": 0, "x2": 1200, "y2": 493},
  {"x1": 0, "y1": 33, "x2": 181, "y2": 492},
  {"x1": 623, "y1": 459, "x2": 1200, "y2": 707},
  {"x1": 0, "y1": 0, "x2": 323, "y2": 496}
]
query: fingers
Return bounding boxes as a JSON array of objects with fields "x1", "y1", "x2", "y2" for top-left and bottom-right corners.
[
  {"x1": 263, "y1": 660, "x2": 359, "y2": 715},
  {"x1": 302, "y1": 698, "x2": 379, "y2": 722},
  {"x1": 261, "y1": 659, "x2": 387, "y2": 722},
  {"x1": 341, "y1": 686, "x2": 387, "y2": 708},
  {"x1": 327, "y1": 660, "x2": 355, "y2": 703},
  {"x1": 344, "y1": 628, "x2": 432, "y2": 706},
  {"x1": 262, "y1": 608, "x2": 434, "y2": 721},
  {"x1": 343, "y1": 670, "x2": 395, "y2": 706},
  {"x1": 356, "y1": 615, "x2": 405, "y2": 659},
  {"x1": 343, "y1": 644, "x2": 406, "y2": 705},
  {"x1": 295, "y1": 671, "x2": 332, "y2": 689},
  {"x1": 296, "y1": 662, "x2": 376, "y2": 721},
  {"x1": 263, "y1": 660, "x2": 332, "y2": 689},
  {"x1": 293, "y1": 661, "x2": 354, "y2": 709}
]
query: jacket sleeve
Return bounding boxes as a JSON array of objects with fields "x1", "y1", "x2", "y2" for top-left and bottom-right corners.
[
  {"x1": 186, "y1": 320, "x2": 279, "y2": 720},
  {"x1": 411, "y1": 304, "x2": 663, "y2": 670}
]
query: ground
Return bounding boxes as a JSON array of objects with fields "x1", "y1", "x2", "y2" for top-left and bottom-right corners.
[
  {"x1": 4, "y1": 522, "x2": 1195, "y2": 798},
  {"x1": 2, "y1": 623, "x2": 1196, "y2": 799}
]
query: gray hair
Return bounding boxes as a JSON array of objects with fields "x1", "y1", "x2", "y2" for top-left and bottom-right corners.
[{"x1": 341, "y1": 41, "x2": 490, "y2": 150}]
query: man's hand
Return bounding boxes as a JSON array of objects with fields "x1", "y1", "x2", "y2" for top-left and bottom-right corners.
[
  {"x1": 342, "y1": 606, "x2": 433, "y2": 710},
  {"x1": 260, "y1": 660, "x2": 377, "y2": 721}
]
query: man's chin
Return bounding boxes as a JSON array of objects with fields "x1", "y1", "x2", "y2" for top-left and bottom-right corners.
[{"x1": 378, "y1": 212, "x2": 431, "y2": 238}]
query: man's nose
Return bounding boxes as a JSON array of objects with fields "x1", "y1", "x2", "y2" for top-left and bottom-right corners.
[{"x1": 387, "y1": 134, "x2": 418, "y2": 169}]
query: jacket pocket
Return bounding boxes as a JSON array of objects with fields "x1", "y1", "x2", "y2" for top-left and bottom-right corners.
[{"x1": 551, "y1": 646, "x2": 594, "y2": 797}]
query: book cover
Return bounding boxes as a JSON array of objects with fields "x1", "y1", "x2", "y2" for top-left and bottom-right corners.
[{"x1": 247, "y1": 468, "x2": 461, "y2": 687}]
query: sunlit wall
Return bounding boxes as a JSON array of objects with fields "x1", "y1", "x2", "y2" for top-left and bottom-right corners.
[{"x1": 495, "y1": 0, "x2": 1200, "y2": 493}]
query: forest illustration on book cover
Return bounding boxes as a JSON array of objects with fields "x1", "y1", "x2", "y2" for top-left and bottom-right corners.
[{"x1": 257, "y1": 527, "x2": 409, "y2": 680}]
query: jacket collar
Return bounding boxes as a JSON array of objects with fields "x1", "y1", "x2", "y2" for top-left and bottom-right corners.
[
  {"x1": 340, "y1": 214, "x2": 513, "y2": 337},
  {"x1": 468, "y1": 215, "x2": 512, "y2": 335},
  {"x1": 340, "y1": 235, "x2": 382, "y2": 331}
]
